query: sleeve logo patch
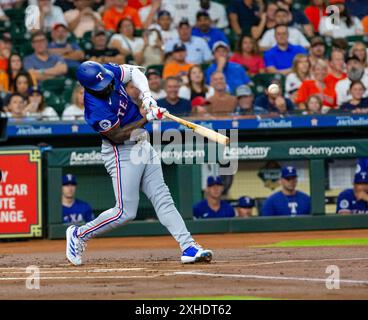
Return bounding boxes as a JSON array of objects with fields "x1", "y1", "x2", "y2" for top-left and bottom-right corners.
[
  {"x1": 99, "y1": 119, "x2": 112, "y2": 130},
  {"x1": 339, "y1": 199, "x2": 349, "y2": 209}
]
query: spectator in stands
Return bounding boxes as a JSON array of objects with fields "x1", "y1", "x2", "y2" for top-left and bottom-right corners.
[
  {"x1": 233, "y1": 85, "x2": 256, "y2": 115},
  {"x1": 193, "y1": 176, "x2": 235, "y2": 219},
  {"x1": 36, "y1": 0, "x2": 67, "y2": 32},
  {"x1": 234, "y1": 196, "x2": 255, "y2": 218},
  {"x1": 295, "y1": 59, "x2": 336, "y2": 110},
  {"x1": 277, "y1": 0, "x2": 314, "y2": 37},
  {"x1": 207, "y1": 71, "x2": 237, "y2": 115},
  {"x1": 206, "y1": 41, "x2": 251, "y2": 94},
  {"x1": 198, "y1": 0, "x2": 228, "y2": 29},
  {"x1": 228, "y1": 0, "x2": 261, "y2": 37},
  {"x1": 24, "y1": 31, "x2": 68, "y2": 82},
  {"x1": 160, "y1": 0, "x2": 199, "y2": 27},
  {"x1": 157, "y1": 77, "x2": 192, "y2": 116},
  {"x1": 148, "y1": 10, "x2": 178, "y2": 46},
  {"x1": 179, "y1": 64, "x2": 214, "y2": 101},
  {"x1": 254, "y1": 79, "x2": 295, "y2": 115},
  {"x1": 165, "y1": 19, "x2": 213, "y2": 65},
  {"x1": 64, "y1": 0, "x2": 103, "y2": 38},
  {"x1": 308, "y1": 36, "x2": 327, "y2": 68},
  {"x1": 4, "y1": 93, "x2": 26, "y2": 119},
  {"x1": 62, "y1": 84, "x2": 85, "y2": 121},
  {"x1": 62, "y1": 174, "x2": 94, "y2": 224},
  {"x1": 261, "y1": 166, "x2": 311, "y2": 216},
  {"x1": 25, "y1": 86, "x2": 59, "y2": 120},
  {"x1": 102, "y1": 0, "x2": 142, "y2": 31},
  {"x1": 162, "y1": 43, "x2": 193, "y2": 80},
  {"x1": 304, "y1": 0, "x2": 326, "y2": 33},
  {"x1": 85, "y1": 30, "x2": 124, "y2": 64},
  {"x1": 285, "y1": 54, "x2": 311, "y2": 102},
  {"x1": 350, "y1": 42, "x2": 368, "y2": 68},
  {"x1": 362, "y1": 15, "x2": 368, "y2": 35},
  {"x1": 146, "y1": 68, "x2": 166, "y2": 100},
  {"x1": 336, "y1": 171, "x2": 368, "y2": 214},
  {"x1": 326, "y1": 50, "x2": 347, "y2": 90},
  {"x1": 259, "y1": 9, "x2": 310, "y2": 51},
  {"x1": 192, "y1": 11, "x2": 229, "y2": 51},
  {"x1": 319, "y1": 0, "x2": 364, "y2": 38},
  {"x1": 303, "y1": 94, "x2": 323, "y2": 115},
  {"x1": 108, "y1": 18, "x2": 145, "y2": 65},
  {"x1": 48, "y1": 23, "x2": 84, "y2": 69},
  {"x1": 230, "y1": 35, "x2": 265, "y2": 76},
  {"x1": 0, "y1": 34, "x2": 12, "y2": 72},
  {"x1": 125, "y1": 81, "x2": 141, "y2": 105},
  {"x1": 0, "y1": 53, "x2": 28, "y2": 93},
  {"x1": 251, "y1": 1, "x2": 278, "y2": 40},
  {"x1": 137, "y1": 0, "x2": 160, "y2": 29},
  {"x1": 335, "y1": 55, "x2": 368, "y2": 106},
  {"x1": 191, "y1": 96, "x2": 211, "y2": 117},
  {"x1": 340, "y1": 81, "x2": 368, "y2": 113},
  {"x1": 12, "y1": 72, "x2": 34, "y2": 100},
  {"x1": 264, "y1": 25, "x2": 307, "y2": 76},
  {"x1": 142, "y1": 28, "x2": 164, "y2": 67}
]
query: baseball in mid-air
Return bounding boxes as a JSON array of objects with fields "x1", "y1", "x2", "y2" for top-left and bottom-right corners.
[{"x1": 268, "y1": 84, "x2": 280, "y2": 95}]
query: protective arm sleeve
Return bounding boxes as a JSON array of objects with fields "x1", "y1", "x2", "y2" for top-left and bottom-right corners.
[{"x1": 120, "y1": 64, "x2": 150, "y2": 95}]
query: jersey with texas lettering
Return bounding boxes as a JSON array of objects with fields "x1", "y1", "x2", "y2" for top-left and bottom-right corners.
[
  {"x1": 261, "y1": 191, "x2": 311, "y2": 216},
  {"x1": 84, "y1": 63, "x2": 143, "y2": 137},
  {"x1": 336, "y1": 188, "x2": 368, "y2": 214},
  {"x1": 63, "y1": 199, "x2": 94, "y2": 224}
]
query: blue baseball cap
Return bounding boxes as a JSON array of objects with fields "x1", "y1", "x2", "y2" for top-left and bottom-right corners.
[
  {"x1": 354, "y1": 171, "x2": 368, "y2": 184},
  {"x1": 236, "y1": 196, "x2": 255, "y2": 208},
  {"x1": 62, "y1": 174, "x2": 77, "y2": 186},
  {"x1": 207, "y1": 176, "x2": 223, "y2": 187},
  {"x1": 281, "y1": 166, "x2": 298, "y2": 179}
]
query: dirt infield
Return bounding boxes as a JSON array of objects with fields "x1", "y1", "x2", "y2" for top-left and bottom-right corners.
[{"x1": 0, "y1": 229, "x2": 368, "y2": 300}]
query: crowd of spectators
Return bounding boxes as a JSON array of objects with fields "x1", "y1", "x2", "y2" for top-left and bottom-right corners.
[{"x1": 1, "y1": 0, "x2": 368, "y2": 121}]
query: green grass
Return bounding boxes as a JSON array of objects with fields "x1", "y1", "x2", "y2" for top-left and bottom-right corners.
[{"x1": 258, "y1": 238, "x2": 368, "y2": 248}]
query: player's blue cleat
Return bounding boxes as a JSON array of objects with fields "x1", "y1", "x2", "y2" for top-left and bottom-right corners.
[
  {"x1": 181, "y1": 243, "x2": 213, "y2": 264},
  {"x1": 66, "y1": 225, "x2": 86, "y2": 266}
]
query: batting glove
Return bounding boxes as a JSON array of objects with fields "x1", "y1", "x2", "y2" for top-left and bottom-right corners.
[
  {"x1": 146, "y1": 107, "x2": 167, "y2": 122},
  {"x1": 142, "y1": 91, "x2": 158, "y2": 111}
]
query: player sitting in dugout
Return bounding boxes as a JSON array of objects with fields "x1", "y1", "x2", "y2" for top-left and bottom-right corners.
[
  {"x1": 261, "y1": 166, "x2": 311, "y2": 216},
  {"x1": 336, "y1": 171, "x2": 368, "y2": 215},
  {"x1": 62, "y1": 174, "x2": 94, "y2": 224},
  {"x1": 193, "y1": 176, "x2": 235, "y2": 219}
]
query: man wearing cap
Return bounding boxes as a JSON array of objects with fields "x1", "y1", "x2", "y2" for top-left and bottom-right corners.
[
  {"x1": 262, "y1": 166, "x2": 311, "y2": 216},
  {"x1": 191, "y1": 96, "x2": 211, "y2": 116},
  {"x1": 147, "y1": 68, "x2": 167, "y2": 100},
  {"x1": 165, "y1": 19, "x2": 213, "y2": 65},
  {"x1": 199, "y1": 0, "x2": 228, "y2": 29},
  {"x1": 308, "y1": 36, "x2": 327, "y2": 68},
  {"x1": 23, "y1": 31, "x2": 68, "y2": 82},
  {"x1": 234, "y1": 85, "x2": 256, "y2": 115},
  {"x1": 162, "y1": 43, "x2": 193, "y2": 79},
  {"x1": 85, "y1": 30, "x2": 124, "y2": 65},
  {"x1": 235, "y1": 196, "x2": 255, "y2": 218},
  {"x1": 336, "y1": 171, "x2": 368, "y2": 215},
  {"x1": 335, "y1": 55, "x2": 368, "y2": 106},
  {"x1": 62, "y1": 174, "x2": 94, "y2": 224},
  {"x1": 205, "y1": 41, "x2": 251, "y2": 94},
  {"x1": 192, "y1": 11, "x2": 229, "y2": 51},
  {"x1": 148, "y1": 10, "x2": 178, "y2": 45},
  {"x1": 48, "y1": 23, "x2": 85, "y2": 68},
  {"x1": 193, "y1": 176, "x2": 235, "y2": 219}
]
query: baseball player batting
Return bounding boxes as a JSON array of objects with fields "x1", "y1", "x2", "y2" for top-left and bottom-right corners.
[{"x1": 66, "y1": 61, "x2": 213, "y2": 265}]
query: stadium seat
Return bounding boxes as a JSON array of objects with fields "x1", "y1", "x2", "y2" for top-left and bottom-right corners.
[{"x1": 43, "y1": 90, "x2": 66, "y2": 115}]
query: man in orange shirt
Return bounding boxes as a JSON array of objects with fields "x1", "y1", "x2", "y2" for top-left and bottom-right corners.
[
  {"x1": 103, "y1": 0, "x2": 143, "y2": 31},
  {"x1": 162, "y1": 43, "x2": 193, "y2": 80},
  {"x1": 325, "y1": 49, "x2": 347, "y2": 90}
]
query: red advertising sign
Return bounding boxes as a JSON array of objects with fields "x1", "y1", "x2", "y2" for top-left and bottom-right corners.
[{"x1": 0, "y1": 149, "x2": 42, "y2": 238}]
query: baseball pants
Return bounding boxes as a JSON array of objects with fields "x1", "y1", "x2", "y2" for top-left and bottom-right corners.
[{"x1": 77, "y1": 139, "x2": 195, "y2": 251}]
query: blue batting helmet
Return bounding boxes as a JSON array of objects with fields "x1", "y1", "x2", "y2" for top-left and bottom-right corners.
[{"x1": 76, "y1": 61, "x2": 114, "y2": 91}]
